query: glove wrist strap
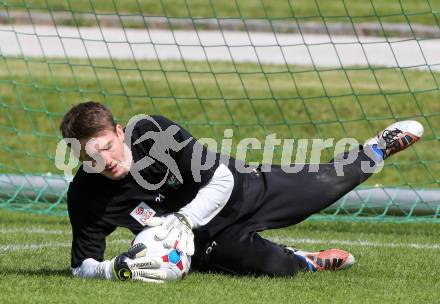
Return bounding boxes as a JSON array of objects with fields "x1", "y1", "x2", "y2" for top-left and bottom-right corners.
[{"x1": 176, "y1": 212, "x2": 193, "y2": 229}]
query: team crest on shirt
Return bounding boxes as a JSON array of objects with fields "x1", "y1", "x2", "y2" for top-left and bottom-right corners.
[{"x1": 165, "y1": 173, "x2": 182, "y2": 190}]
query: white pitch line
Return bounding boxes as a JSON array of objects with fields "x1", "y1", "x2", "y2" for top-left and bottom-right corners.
[
  {"x1": 0, "y1": 227, "x2": 128, "y2": 237},
  {"x1": 0, "y1": 227, "x2": 71, "y2": 235},
  {"x1": 1, "y1": 236, "x2": 439, "y2": 253},
  {"x1": 0, "y1": 239, "x2": 130, "y2": 253},
  {"x1": 270, "y1": 237, "x2": 440, "y2": 250},
  {"x1": 0, "y1": 242, "x2": 70, "y2": 252}
]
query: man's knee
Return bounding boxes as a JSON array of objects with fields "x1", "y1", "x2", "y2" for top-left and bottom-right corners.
[
  {"x1": 205, "y1": 234, "x2": 306, "y2": 277},
  {"x1": 251, "y1": 248, "x2": 304, "y2": 276}
]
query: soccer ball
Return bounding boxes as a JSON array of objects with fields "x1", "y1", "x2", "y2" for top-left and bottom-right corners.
[{"x1": 131, "y1": 226, "x2": 191, "y2": 280}]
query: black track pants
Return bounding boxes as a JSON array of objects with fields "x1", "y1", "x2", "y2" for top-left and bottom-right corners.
[{"x1": 194, "y1": 147, "x2": 377, "y2": 276}]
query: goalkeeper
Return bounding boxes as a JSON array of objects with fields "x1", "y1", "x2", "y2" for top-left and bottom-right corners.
[{"x1": 60, "y1": 101, "x2": 423, "y2": 282}]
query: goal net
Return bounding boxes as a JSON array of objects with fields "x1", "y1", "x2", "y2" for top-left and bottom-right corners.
[{"x1": 0, "y1": 0, "x2": 439, "y2": 220}]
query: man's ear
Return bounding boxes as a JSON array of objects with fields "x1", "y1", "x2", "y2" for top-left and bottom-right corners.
[{"x1": 116, "y1": 124, "x2": 125, "y2": 140}]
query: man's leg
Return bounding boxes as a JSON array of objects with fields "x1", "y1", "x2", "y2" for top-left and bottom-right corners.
[
  {"x1": 240, "y1": 147, "x2": 374, "y2": 231},
  {"x1": 192, "y1": 120, "x2": 423, "y2": 277},
  {"x1": 244, "y1": 120, "x2": 424, "y2": 230},
  {"x1": 203, "y1": 151, "x2": 369, "y2": 275},
  {"x1": 194, "y1": 221, "x2": 354, "y2": 276},
  {"x1": 194, "y1": 222, "x2": 308, "y2": 276}
]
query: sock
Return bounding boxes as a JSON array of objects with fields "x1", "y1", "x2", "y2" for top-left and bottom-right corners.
[
  {"x1": 370, "y1": 144, "x2": 385, "y2": 161},
  {"x1": 292, "y1": 250, "x2": 316, "y2": 272}
]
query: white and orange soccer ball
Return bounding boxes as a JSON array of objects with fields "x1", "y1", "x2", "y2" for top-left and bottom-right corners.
[{"x1": 132, "y1": 226, "x2": 191, "y2": 281}]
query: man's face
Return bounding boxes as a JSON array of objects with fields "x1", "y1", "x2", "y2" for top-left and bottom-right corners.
[{"x1": 78, "y1": 124, "x2": 133, "y2": 180}]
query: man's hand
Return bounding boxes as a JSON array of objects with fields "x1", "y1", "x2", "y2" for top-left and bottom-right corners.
[
  {"x1": 112, "y1": 243, "x2": 168, "y2": 283},
  {"x1": 154, "y1": 213, "x2": 195, "y2": 256}
]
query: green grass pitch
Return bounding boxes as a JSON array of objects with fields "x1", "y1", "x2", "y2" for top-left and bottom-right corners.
[
  {"x1": 1, "y1": 208, "x2": 439, "y2": 304},
  {"x1": 1, "y1": 1, "x2": 440, "y2": 301}
]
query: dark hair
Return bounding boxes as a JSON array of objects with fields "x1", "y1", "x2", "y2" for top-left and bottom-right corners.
[{"x1": 60, "y1": 101, "x2": 117, "y2": 139}]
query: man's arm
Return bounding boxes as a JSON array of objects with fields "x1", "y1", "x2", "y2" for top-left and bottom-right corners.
[
  {"x1": 71, "y1": 244, "x2": 169, "y2": 283},
  {"x1": 142, "y1": 116, "x2": 235, "y2": 254},
  {"x1": 153, "y1": 163, "x2": 234, "y2": 255},
  {"x1": 147, "y1": 115, "x2": 235, "y2": 224},
  {"x1": 72, "y1": 258, "x2": 112, "y2": 279},
  {"x1": 68, "y1": 208, "x2": 169, "y2": 282},
  {"x1": 179, "y1": 163, "x2": 234, "y2": 229}
]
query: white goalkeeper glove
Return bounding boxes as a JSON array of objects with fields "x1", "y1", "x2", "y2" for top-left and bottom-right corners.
[
  {"x1": 154, "y1": 213, "x2": 195, "y2": 256},
  {"x1": 111, "y1": 243, "x2": 169, "y2": 283}
]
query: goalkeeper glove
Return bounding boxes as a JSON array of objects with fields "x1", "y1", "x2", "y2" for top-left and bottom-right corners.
[
  {"x1": 154, "y1": 213, "x2": 195, "y2": 256},
  {"x1": 112, "y1": 243, "x2": 168, "y2": 283}
]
